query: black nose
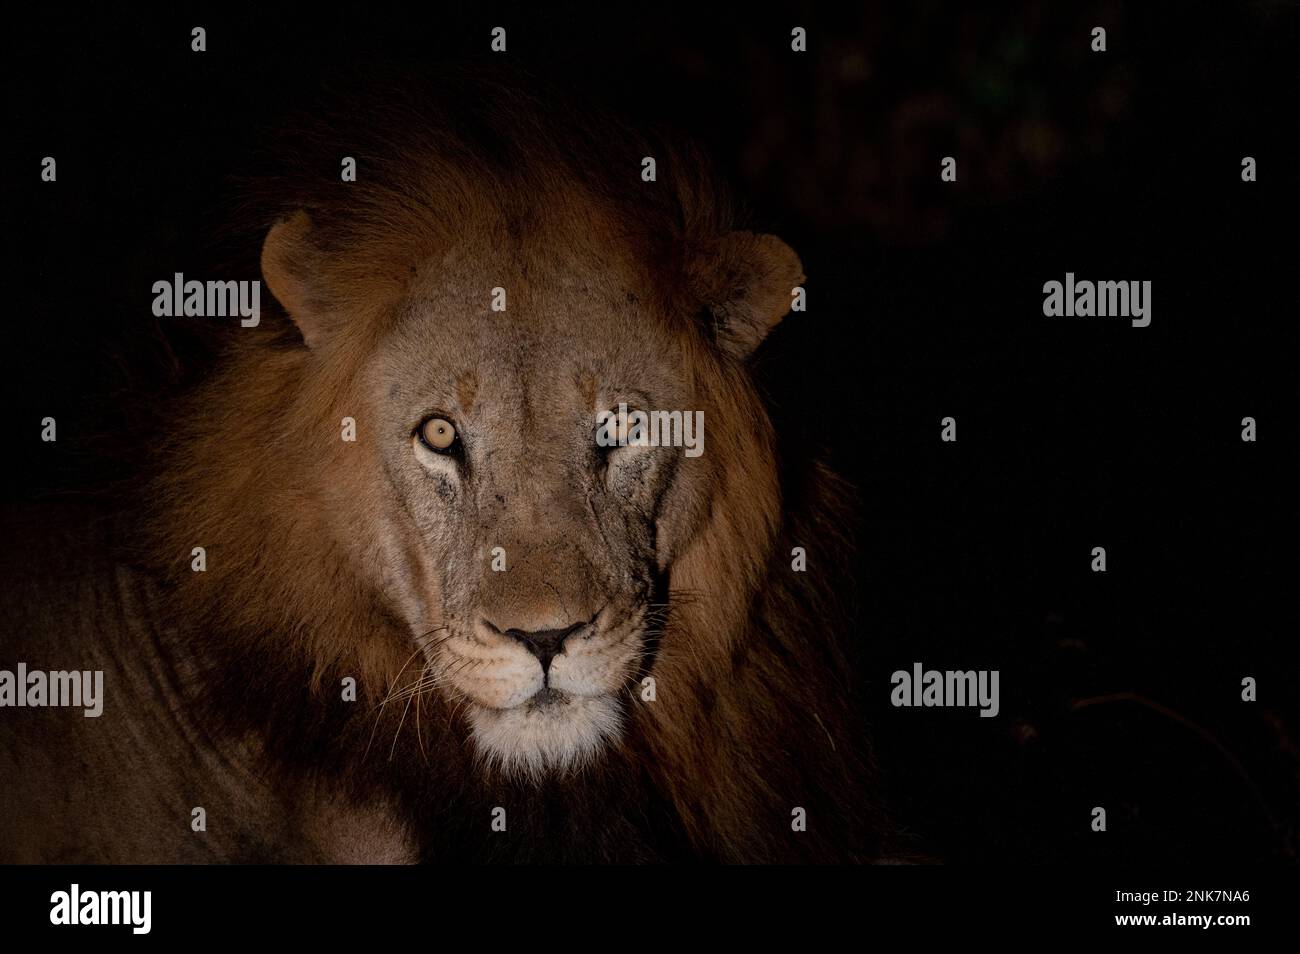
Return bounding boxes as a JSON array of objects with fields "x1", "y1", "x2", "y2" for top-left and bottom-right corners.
[{"x1": 504, "y1": 623, "x2": 583, "y2": 674}]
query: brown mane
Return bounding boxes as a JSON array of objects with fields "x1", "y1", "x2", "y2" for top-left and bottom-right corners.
[{"x1": 133, "y1": 75, "x2": 892, "y2": 862}]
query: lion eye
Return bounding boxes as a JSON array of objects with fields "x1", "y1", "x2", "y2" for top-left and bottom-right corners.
[
  {"x1": 610, "y1": 414, "x2": 632, "y2": 443},
  {"x1": 597, "y1": 409, "x2": 633, "y2": 449},
  {"x1": 418, "y1": 417, "x2": 458, "y2": 451}
]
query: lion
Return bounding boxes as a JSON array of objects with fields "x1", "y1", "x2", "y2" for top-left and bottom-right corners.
[{"x1": 0, "y1": 81, "x2": 893, "y2": 863}]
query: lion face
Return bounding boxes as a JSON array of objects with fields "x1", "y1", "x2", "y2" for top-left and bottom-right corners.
[
  {"x1": 365, "y1": 253, "x2": 703, "y2": 776},
  {"x1": 261, "y1": 211, "x2": 803, "y2": 780}
]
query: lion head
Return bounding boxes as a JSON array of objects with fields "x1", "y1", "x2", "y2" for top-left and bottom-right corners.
[
  {"x1": 148, "y1": 87, "x2": 885, "y2": 860},
  {"x1": 257, "y1": 175, "x2": 802, "y2": 777}
]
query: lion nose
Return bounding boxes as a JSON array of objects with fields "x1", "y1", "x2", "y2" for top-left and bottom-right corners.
[{"x1": 502, "y1": 622, "x2": 584, "y2": 674}]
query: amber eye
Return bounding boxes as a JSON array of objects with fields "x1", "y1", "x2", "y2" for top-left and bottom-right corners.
[
  {"x1": 418, "y1": 417, "x2": 458, "y2": 452},
  {"x1": 597, "y1": 407, "x2": 657, "y2": 462},
  {"x1": 597, "y1": 409, "x2": 633, "y2": 450},
  {"x1": 611, "y1": 412, "x2": 631, "y2": 444}
]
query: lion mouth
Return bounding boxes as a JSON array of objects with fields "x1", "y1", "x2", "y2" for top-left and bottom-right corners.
[
  {"x1": 466, "y1": 689, "x2": 624, "y2": 777},
  {"x1": 526, "y1": 687, "x2": 569, "y2": 711}
]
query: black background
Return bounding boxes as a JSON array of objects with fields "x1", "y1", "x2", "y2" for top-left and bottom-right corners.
[{"x1": 3, "y1": 3, "x2": 1296, "y2": 864}]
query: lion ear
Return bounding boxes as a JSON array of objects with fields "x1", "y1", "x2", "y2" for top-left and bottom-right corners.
[
  {"x1": 694, "y1": 231, "x2": 805, "y2": 360},
  {"x1": 261, "y1": 210, "x2": 330, "y2": 349}
]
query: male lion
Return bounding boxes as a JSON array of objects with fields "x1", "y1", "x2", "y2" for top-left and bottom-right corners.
[{"x1": 0, "y1": 85, "x2": 892, "y2": 862}]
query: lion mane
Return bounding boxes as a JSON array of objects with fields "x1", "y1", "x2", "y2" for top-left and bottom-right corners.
[{"x1": 126, "y1": 76, "x2": 893, "y2": 863}]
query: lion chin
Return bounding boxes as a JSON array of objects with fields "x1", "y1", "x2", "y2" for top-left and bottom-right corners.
[{"x1": 466, "y1": 689, "x2": 624, "y2": 779}]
